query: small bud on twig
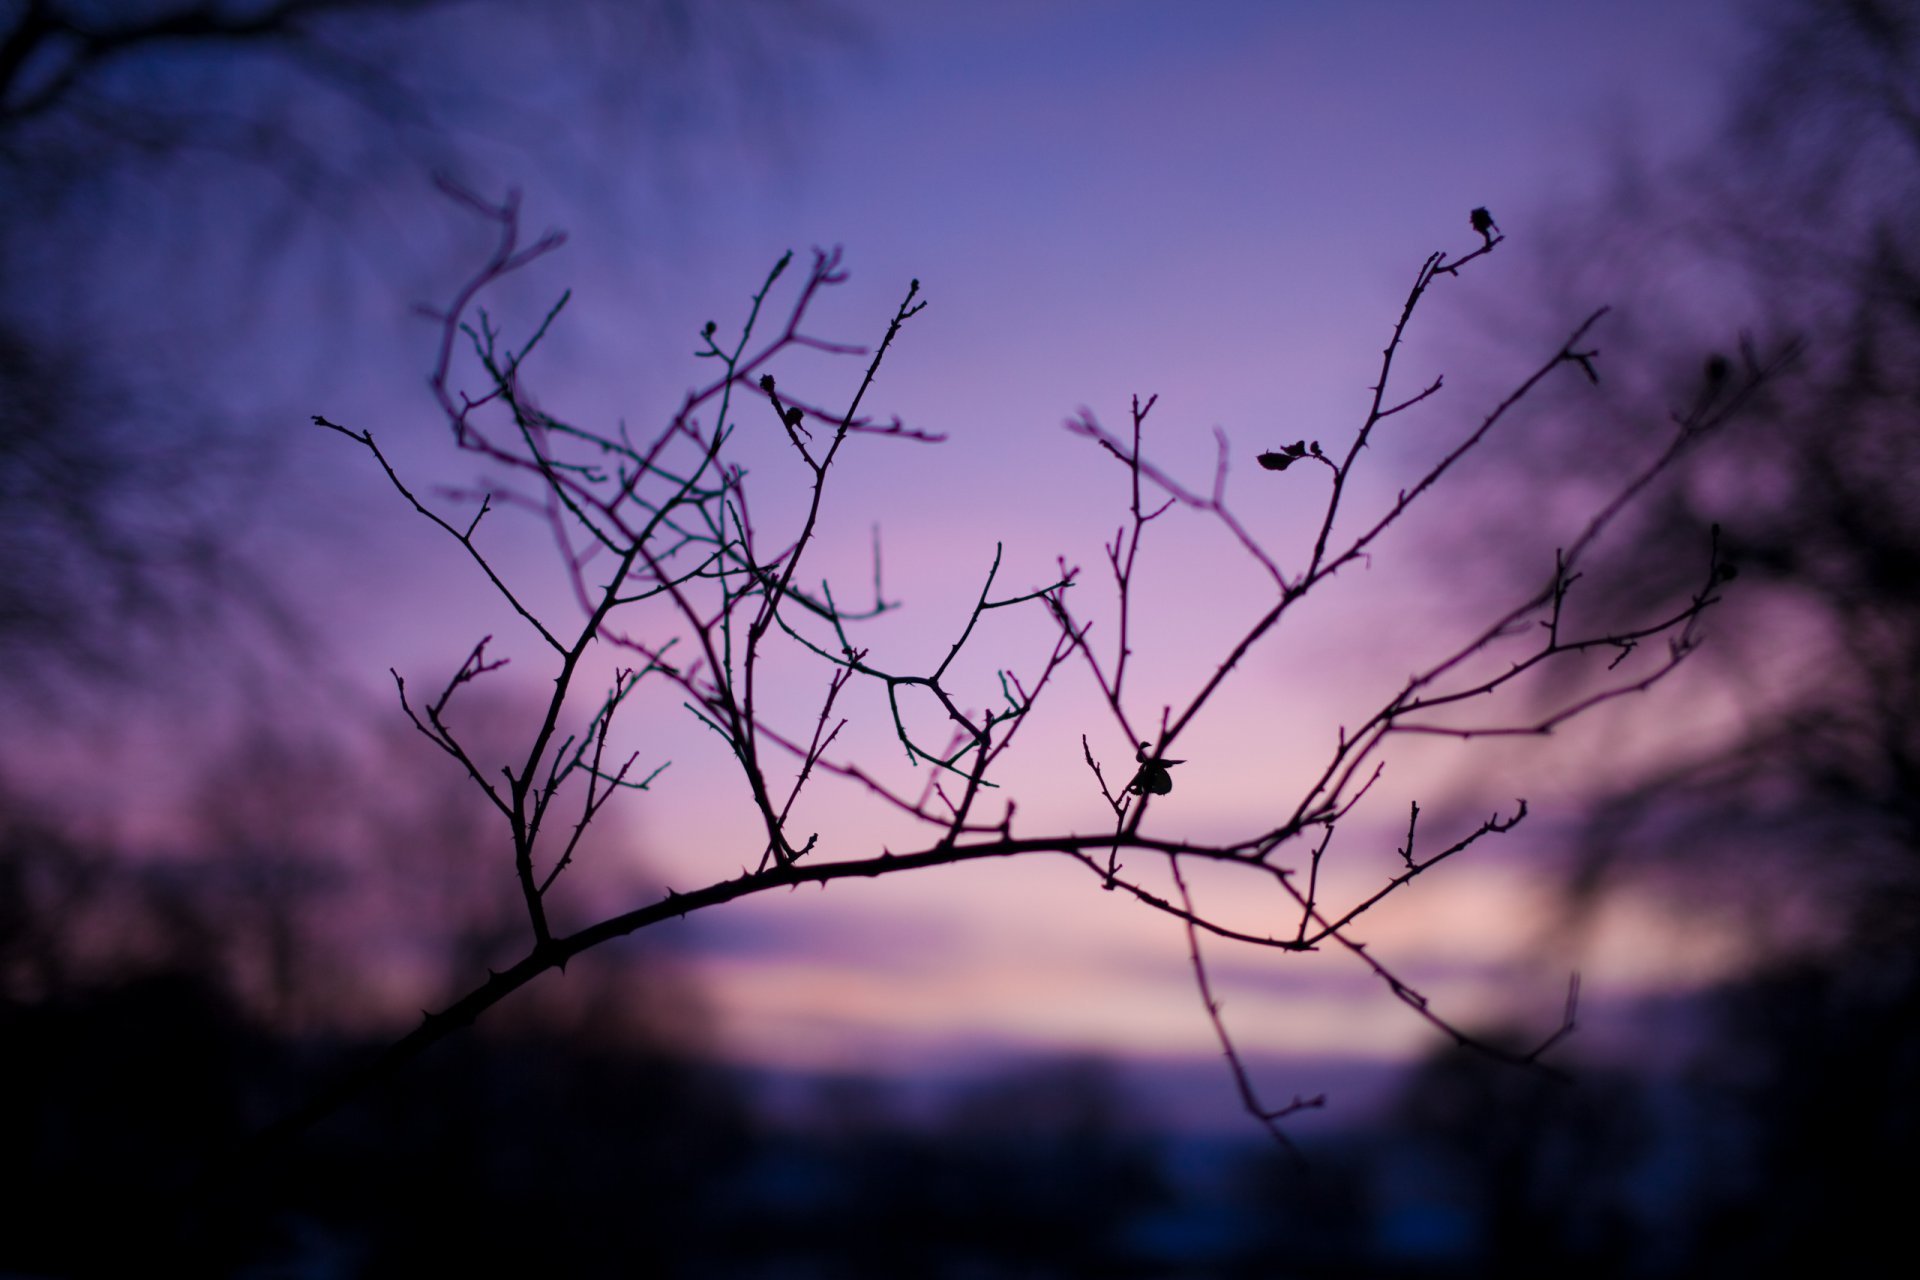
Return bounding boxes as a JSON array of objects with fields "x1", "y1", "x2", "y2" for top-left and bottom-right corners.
[
  {"x1": 1127, "y1": 741, "x2": 1187, "y2": 796},
  {"x1": 1470, "y1": 206, "x2": 1499, "y2": 247},
  {"x1": 1258, "y1": 441, "x2": 1310, "y2": 471}
]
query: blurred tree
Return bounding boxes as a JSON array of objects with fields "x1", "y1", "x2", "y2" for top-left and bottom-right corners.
[
  {"x1": 1, "y1": 14, "x2": 846, "y2": 1264},
  {"x1": 1468, "y1": 0, "x2": 1920, "y2": 949},
  {"x1": 1384, "y1": 1038, "x2": 1660, "y2": 1277},
  {"x1": 0, "y1": 703, "x2": 748, "y2": 1275},
  {"x1": 1393, "y1": 1, "x2": 1920, "y2": 1270},
  {"x1": 0, "y1": 0, "x2": 841, "y2": 696},
  {"x1": 714, "y1": 1060, "x2": 1170, "y2": 1275}
]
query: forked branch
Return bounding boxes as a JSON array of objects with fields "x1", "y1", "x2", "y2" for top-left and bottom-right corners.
[{"x1": 267, "y1": 199, "x2": 1785, "y2": 1164}]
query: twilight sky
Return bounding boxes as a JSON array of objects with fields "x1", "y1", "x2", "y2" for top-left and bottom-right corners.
[{"x1": 30, "y1": 0, "x2": 1773, "y2": 1133}]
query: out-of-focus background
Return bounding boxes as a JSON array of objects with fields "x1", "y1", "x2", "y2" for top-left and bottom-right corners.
[{"x1": 5, "y1": 0, "x2": 1915, "y2": 1273}]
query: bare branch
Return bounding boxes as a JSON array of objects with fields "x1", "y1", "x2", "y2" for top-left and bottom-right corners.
[{"x1": 274, "y1": 199, "x2": 1784, "y2": 1161}]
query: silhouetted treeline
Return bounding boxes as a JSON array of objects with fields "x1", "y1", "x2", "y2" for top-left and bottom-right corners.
[{"x1": 11, "y1": 774, "x2": 1916, "y2": 1278}]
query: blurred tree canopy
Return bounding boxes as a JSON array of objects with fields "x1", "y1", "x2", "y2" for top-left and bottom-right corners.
[
  {"x1": 0, "y1": 0, "x2": 842, "y2": 693},
  {"x1": 1496, "y1": 0, "x2": 1920, "y2": 949},
  {"x1": 1392, "y1": 3, "x2": 1920, "y2": 1271},
  {"x1": 0, "y1": 9, "x2": 843, "y2": 1264}
]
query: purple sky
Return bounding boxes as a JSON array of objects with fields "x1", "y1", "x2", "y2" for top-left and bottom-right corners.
[{"x1": 45, "y1": 0, "x2": 1770, "y2": 1132}]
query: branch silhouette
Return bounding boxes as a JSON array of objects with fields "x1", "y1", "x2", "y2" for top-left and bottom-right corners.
[{"x1": 275, "y1": 186, "x2": 1778, "y2": 1162}]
